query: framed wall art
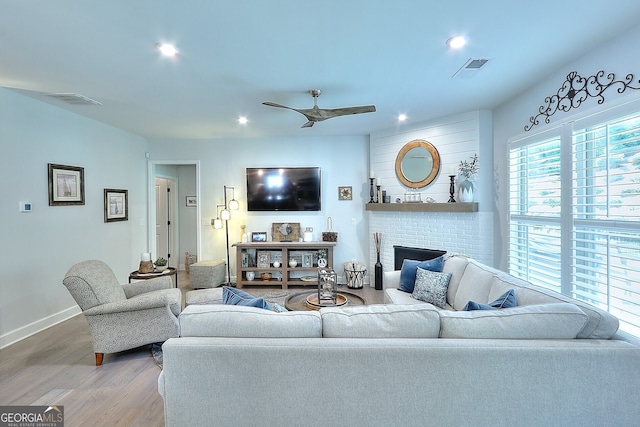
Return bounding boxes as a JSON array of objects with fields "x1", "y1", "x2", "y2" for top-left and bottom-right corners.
[
  {"x1": 256, "y1": 251, "x2": 270, "y2": 268},
  {"x1": 48, "y1": 163, "x2": 85, "y2": 206},
  {"x1": 271, "y1": 222, "x2": 300, "y2": 242},
  {"x1": 251, "y1": 231, "x2": 267, "y2": 242},
  {"x1": 338, "y1": 186, "x2": 352, "y2": 200},
  {"x1": 185, "y1": 196, "x2": 197, "y2": 207},
  {"x1": 104, "y1": 188, "x2": 128, "y2": 222}
]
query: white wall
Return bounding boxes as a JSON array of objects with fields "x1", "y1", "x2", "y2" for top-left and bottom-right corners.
[
  {"x1": 148, "y1": 136, "x2": 370, "y2": 282},
  {"x1": 369, "y1": 110, "x2": 494, "y2": 271},
  {"x1": 492, "y1": 23, "x2": 640, "y2": 270},
  {"x1": 0, "y1": 88, "x2": 150, "y2": 347}
]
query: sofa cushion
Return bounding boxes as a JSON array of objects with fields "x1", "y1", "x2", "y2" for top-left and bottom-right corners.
[
  {"x1": 179, "y1": 304, "x2": 322, "y2": 338},
  {"x1": 463, "y1": 289, "x2": 517, "y2": 311},
  {"x1": 442, "y1": 254, "x2": 470, "y2": 305},
  {"x1": 491, "y1": 276, "x2": 619, "y2": 339},
  {"x1": 320, "y1": 304, "x2": 440, "y2": 338},
  {"x1": 398, "y1": 256, "x2": 445, "y2": 293},
  {"x1": 439, "y1": 303, "x2": 589, "y2": 339},
  {"x1": 411, "y1": 268, "x2": 452, "y2": 309},
  {"x1": 222, "y1": 286, "x2": 272, "y2": 310},
  {"x1": 451, "y1": 261, "x2": 495, "y2": 311}
]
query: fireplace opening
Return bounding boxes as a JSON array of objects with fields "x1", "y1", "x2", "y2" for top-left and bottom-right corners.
[{"x1": 393, "y1": 246, "x2": 447, "y2": 270}]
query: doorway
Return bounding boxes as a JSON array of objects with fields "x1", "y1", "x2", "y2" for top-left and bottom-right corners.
[
  {"x1": 148, "y1": 161, "x2": 201, "y2": 270},
  {"x1": 155, "y1": 177, "x2": 176, "y2": 265}
]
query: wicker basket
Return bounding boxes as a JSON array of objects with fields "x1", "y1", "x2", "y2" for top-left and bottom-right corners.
[{"x1": 185, "y1": 252, "x2": 198, "y2": 273}]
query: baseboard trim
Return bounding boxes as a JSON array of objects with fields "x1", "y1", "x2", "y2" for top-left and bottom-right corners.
[{"x1": 0, "y1": 306, "x2": 82, "y2": 349}]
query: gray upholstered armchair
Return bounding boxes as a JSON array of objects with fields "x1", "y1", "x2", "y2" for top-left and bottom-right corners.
[{"x1": 63, "y1": 260, "x2": 181, "y2": 365}]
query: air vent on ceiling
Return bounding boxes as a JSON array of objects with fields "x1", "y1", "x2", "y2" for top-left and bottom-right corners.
[
  {"x1": 46, "y1": 93, "x2": 102, "y2": 105},
  {"x1": 452, "y1": 58, "x2": 490, "y2": 79}
]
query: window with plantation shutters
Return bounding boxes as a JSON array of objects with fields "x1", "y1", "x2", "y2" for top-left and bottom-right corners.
[{"x1": 509, "y1": 101, "x2": 640, "y2": 336}]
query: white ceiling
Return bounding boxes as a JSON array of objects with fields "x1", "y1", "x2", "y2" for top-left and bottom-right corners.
[{"x1": 2, "y1": 1, "x2": 640, "y2": 140}]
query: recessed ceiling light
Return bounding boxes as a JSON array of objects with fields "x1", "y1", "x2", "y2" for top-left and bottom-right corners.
[
  {"x1": 238, "y1": 116, "x2": 248, "y2": 125},
  {"x1": 156, "y1": 43, "x2": 178, "y2": 57},
  {"x1": 446, "y1": 36, "x2": 467, "y2": 49},
  {"x1": 397, "y1": 114, "x2": 407, "y2": 122}
]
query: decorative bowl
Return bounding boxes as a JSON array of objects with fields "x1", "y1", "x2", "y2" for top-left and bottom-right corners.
[{"x1": 261, "y1": 272, "x2": 273, "y2": 281}]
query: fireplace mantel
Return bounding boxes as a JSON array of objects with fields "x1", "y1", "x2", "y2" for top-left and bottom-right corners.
[{"x1": 365, "y1": 202, "x2": 478, "y2": 213}]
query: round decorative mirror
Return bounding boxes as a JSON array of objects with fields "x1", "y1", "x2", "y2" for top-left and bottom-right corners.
[{"x1": 395, "y1": 139, "x2": 441, "y2": 188}]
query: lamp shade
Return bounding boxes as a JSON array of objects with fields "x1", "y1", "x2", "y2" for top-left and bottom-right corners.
[
  {"x1": 212, "y1": 218, "x2": 223, "y2": 229},
  {"x1": 228, "y1": 198, "x2": 239, "y2": 210},
  {"x1": 220, "y1": 208, "x2": 231, "y2": 221}
]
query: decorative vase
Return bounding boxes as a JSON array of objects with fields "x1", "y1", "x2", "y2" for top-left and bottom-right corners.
[
  {"x1": 289, "y1": 259, "x2": 298, "y2": 268},
  {"x1": 459, "y1": 178, "x2": 474, "y2": 202},
  {"x1": 374, "y1": 253, "x2": 383, "y2": 290}
]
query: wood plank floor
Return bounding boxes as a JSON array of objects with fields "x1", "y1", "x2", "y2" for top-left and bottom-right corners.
[{"x1": 0, "y1": 273, "x2": 384, "y2": 427}]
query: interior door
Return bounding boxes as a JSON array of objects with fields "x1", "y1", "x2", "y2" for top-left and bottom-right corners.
[{"x1": 155, "y1": 177, "x2": 175, "y2": 266}]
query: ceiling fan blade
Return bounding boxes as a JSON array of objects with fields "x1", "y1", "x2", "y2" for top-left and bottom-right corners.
[
  {"x1": 263, "y1": 91, "x2": 376, "y2": 128},
  {"x1": 262, "y1": 101, "x2": 294, "y2": 110},
  {"x1": 321, "y1": 105, "x2": 376, "y2": 118}
]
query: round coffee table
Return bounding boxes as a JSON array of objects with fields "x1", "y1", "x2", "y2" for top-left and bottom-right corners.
[
  {"x1": 284, "y1": 290, "x2": 366, "y2": 311},
  {"x1": 128, "y1": 267, "x2": 177, "y2": 288}
]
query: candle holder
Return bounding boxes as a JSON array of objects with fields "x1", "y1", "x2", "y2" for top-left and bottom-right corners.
[
  {"x1": 448, "y1": 175, "x2": 457, "y2": 203},
  {"x1": 139, "y1": 260, "x2": 154, "y2": 273},
  {"x1": 376, "y1": 185, "x2": 381, "y2": 203},
  {"x1": 368, "y1": 178, "x2": 375, "y2": 203}
]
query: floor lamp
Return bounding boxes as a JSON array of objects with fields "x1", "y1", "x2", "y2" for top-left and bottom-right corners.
[{"x1": 218, "y1": 185, "x2": 239, "y2": 286}]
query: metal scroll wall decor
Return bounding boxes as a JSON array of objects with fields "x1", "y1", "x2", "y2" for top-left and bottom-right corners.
[{"x1": 524, "y1": 71, "x2": 640, "y2": 131}]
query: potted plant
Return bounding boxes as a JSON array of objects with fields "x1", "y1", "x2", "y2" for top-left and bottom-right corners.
[{"x1": 155, "y1": 257, "x2": 168, "y2": 271}]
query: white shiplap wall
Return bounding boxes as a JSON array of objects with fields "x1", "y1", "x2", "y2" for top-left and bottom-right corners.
[{"x1": 368, "y1": 110, "x2": 493, "y2": 279}]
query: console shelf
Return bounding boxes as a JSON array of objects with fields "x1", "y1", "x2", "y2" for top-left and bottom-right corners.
[{"x1": 233, "y1": 241, "x2": 336, "y2": 289}]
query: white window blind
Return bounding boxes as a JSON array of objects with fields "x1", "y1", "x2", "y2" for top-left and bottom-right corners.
[
  {"x1": 509, "y1": 136, "x2": 562, "y2": 292},
  {"x1": 509, "y1": 107, "x2": 640, "y2": 336},
  {"x1": 572, "y1": 113, "x2": 640, "y2": 334}
]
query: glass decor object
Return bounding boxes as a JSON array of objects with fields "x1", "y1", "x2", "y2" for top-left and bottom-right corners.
[{"x1": 317, "y1": 268, "x2": 338, "y2": 305}]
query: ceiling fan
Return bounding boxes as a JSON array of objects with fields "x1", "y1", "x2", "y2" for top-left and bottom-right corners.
[{"x1": 262, "y1": 89, "x2": 376, "y2": 128}]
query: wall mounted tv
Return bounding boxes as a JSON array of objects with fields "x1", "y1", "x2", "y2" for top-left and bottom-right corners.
[{"x1": 246, "y1": 167, "x2": 321, "y2": 211}]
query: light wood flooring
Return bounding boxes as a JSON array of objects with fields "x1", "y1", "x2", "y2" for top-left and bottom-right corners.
[{"x1": 0, "y1": 273, "x2": 384, "y2": 427}]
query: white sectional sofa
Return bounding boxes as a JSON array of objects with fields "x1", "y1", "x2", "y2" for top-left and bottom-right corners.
[{"x1": 158, "y1": 254, "x2": 640, "y2": 427}]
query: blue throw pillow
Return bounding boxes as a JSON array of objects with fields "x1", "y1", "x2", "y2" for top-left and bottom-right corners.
[
  {"x1": 463, "y1": 289, "x2": 517, "y2": 311},
  {"x1": 222, "y1": 286, "x2": 272, "y2": 310},
  {"x1": 398, "y1": 256, "x2": 445, "y2": 293}
]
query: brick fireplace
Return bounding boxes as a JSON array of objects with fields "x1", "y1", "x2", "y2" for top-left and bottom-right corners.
[{"x1": 368, "y1": 210, "x2": 493, "y2": 279}]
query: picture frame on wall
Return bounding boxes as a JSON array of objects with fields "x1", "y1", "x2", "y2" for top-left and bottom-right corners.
[
  {"x1": 185, "y1": 196, "x2": 197, "y2": 207},
  {"x1": 48, "y1": 163, "x2": 85, "y2": 206},
  {"x1": 104, "y1": 188, "x2": 128, "y2": 222}
]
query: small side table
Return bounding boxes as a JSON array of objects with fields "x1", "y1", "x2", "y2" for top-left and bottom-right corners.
[{"x1": 129, "y1": 267, "x2": 178, "y2": 288}]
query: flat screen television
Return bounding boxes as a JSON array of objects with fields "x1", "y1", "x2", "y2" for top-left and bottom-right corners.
[{"x1": 246, "y1": 167, "x2": 321, "y2": 211}]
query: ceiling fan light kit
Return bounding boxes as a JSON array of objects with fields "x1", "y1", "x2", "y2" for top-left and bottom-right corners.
[{"x1": 263, "y1": 89, "x2": 376, "y2": 128}]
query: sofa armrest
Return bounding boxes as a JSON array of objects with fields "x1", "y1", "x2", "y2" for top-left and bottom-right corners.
[
  {"x1": 123, "y1": 276, "x2": 173, "y2": 297},
  {"x1": 383, "y1": 270, "x2": 401, "y2": 289}
]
